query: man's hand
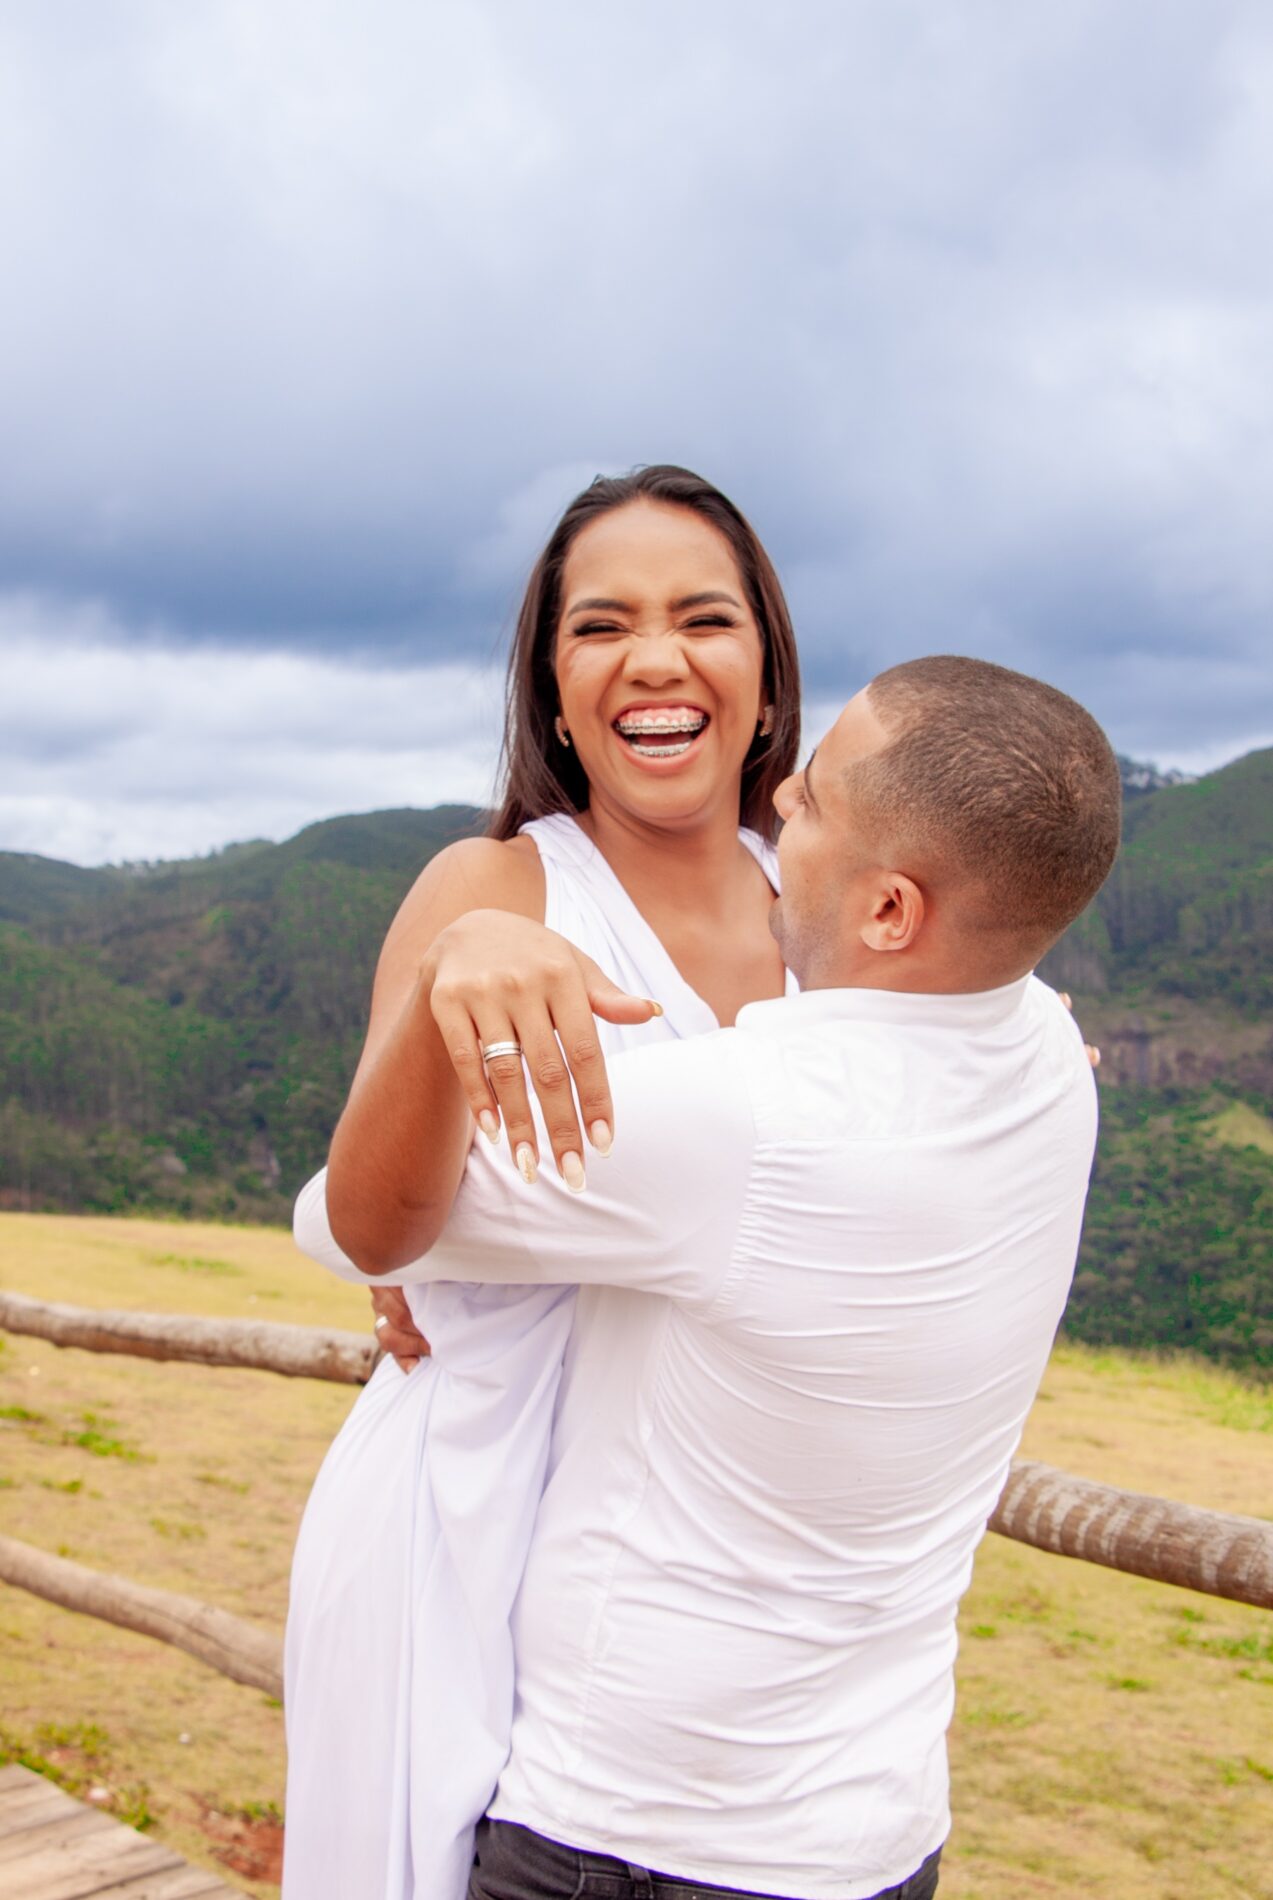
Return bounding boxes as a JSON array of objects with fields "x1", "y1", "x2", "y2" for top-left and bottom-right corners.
[{"x1": 370, "y1": 1286, "x2": 431, "y2": 1372}]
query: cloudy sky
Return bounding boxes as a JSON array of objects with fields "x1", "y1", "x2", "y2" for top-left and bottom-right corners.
[{"x1": 2, "y1": 1, "x2": 1270, "y2": 865}]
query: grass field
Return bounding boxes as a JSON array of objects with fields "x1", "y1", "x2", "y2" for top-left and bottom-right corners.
[{"x1": 1, "y1": 1211, "x2": 1270, "y2": 1899}]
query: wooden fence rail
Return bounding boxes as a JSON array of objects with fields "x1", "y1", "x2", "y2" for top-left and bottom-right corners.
[
  {"x1": 1, "y1": 1290, "x2": 1269, "y2": 1707},
  {"x1": 0, "y1": 1288, "x2": 378, "y2": 1385},
  {"x1": 988, "y1": 1460, "x2": 1273, "y2": 1608},
  {"x1": 0, "y1": 1535, "x2": 283, "y2": 1697}
]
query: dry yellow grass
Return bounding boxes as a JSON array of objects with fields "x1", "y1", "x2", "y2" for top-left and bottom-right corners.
[
  {"x1": 0, "y1": 1212, "x2": 365, "y2": 1897},
  {"x1": 1, "y1": 1211, "x2": 1270, "y2": 1899},
  {"x1": 948, "y1": 1348, "x2": 1272, "y2": 1899}
]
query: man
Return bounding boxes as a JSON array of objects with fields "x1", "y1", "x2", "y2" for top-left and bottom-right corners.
[{"x1": 359, "y1": 656, "x2": 1122, "y2": 1900}]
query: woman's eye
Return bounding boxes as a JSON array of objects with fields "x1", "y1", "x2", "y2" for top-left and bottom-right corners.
[{"x1": 571, "y1": 613, "x2": 736, "y2": 637}]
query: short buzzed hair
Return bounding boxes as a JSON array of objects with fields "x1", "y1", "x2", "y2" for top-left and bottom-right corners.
[{"x1": 857, "y1": 656, "x2": 1121, "y2": 948}]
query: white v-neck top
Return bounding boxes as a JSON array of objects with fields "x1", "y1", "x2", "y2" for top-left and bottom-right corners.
[
  {"x1": 531, "y1": 810, "x2": 797, "y2": 1039},
  {"x1": 357, "y1": 974, "x2": 1095, "y2": 1899}
]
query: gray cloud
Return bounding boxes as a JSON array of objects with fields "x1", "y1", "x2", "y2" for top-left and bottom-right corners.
[
  {"x1": 2, "y1": 0, "x2": 1271, "y2": 860},
  {"x1": 0, "y1": 610, "x2": 504, "y2": 863}
]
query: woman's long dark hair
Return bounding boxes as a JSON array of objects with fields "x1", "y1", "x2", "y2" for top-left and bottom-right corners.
[{"x1": 488, "y1": 465, "x2": 801, "y2": 844}]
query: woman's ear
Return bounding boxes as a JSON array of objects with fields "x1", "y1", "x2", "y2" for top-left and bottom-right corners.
[
  {"x1": 754, "y1": 669, "x2": 775, "y2": 738},
  {"x1": 859, "y1": 872, "x2": 925, "y2": 954}
]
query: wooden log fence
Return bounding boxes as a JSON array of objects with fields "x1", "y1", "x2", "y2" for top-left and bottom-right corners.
[
  {"x1": 988, "y1": 1459, "x2": 1273, "y2": 1609},
  {"x1": 0, "y1": 1288, "x2": 378, "y2": 1385},
  {"x1": 0, "y1": 1535, "x2": 283, "y2": 1698},
  {"x1": 1, "y1": 1290, "x2": 1269, "y2": 1704}
]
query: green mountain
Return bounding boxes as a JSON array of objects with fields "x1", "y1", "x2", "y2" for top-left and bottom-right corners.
[
  {"x1": 1, "y1": 762, "x2": 1268, "y2": 1375},
  {"x1": 0, "y1": 853, "x2": 117, "y2": 926},
  {"x1": 1041, "y1": 748, "x2": 1273, "y2": 1016},
  {"x1": 1067, "y1": 1088, "x2": 1272, "y2": 1371},
  {"x1": 0, "y1": 807, "x2": 482, "y2": 1221}
]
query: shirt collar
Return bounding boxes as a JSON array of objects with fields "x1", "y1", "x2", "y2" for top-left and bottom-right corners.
[{"x1": 736, "y1": 974, "x2": 1034, "y2": 1037}]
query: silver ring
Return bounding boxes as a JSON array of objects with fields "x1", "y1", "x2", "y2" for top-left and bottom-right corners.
[
  {"x1": 374, "y1": 1315, "x2": 389, "y2": 1333},
  {"x1": 481, "y1": 1040, "x2": 524, "y2": 1063}
]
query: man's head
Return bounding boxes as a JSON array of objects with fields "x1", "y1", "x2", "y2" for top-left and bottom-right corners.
[{"x1": 771, "y1": 656, "x2": 1122, "y2": 993}]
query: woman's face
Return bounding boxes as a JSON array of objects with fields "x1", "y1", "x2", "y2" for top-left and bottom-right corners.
[{"x1": 553, "y1": 500, "x2": 768, "y2": 833}]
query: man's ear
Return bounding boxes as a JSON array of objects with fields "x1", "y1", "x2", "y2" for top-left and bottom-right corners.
[{"x1": 859, "y1": 872, "x2": 924, "y2": 954}]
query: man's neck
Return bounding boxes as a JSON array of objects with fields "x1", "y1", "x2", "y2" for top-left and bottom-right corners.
[{"x1": 798, "y1": 952, "x2": 1033, "y2": 997}]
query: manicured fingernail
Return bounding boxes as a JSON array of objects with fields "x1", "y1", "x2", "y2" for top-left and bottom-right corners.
[
  {"x1": 561, "y1": 1151, "x2": 586, "y2": 1194},
  {"x1": 479, "y1": 1110, "x2": 500, "y2": 1144},
  {"x1": 516, "y1": 1143, "x2": 538, "y2": 1184},
  {"x1": 648, "y1": 999, "x2": 663, "y2": 1016},
  {"x1": 588, "y1": 1120, "x2": 612, "y2": 1156}
]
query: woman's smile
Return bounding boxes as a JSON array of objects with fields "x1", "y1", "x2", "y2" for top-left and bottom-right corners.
[{"x1": 611, "y1": 702, "x2": 711, "y2": 764}]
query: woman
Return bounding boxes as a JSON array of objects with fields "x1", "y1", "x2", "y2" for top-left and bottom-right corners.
[{"x1": 283, "y1": 466, "x2": 801, "y2": 1900}]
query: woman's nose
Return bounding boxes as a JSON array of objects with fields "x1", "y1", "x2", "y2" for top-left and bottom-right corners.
[{"x1": 623, "y1": 629, "x2": 689, "y2": 683}]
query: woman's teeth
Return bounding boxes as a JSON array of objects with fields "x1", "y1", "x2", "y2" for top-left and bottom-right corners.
[
  {"x1": 614, "y1": 711, "x2": 707, "y2": 757},
  {"x1": 633, "y1": 736, "x2": 695, "y2": 756}
]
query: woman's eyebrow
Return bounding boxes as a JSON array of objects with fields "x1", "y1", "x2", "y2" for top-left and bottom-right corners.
[
  {"x1": 671, "y1": 590, "x2": 743, "y2": 611},
  {"x1": 566, "y1": 590, "x2": 744, "y2": 616},
  {"x1": 566, "y1": 596, "x2": 633, "y2": 615}
]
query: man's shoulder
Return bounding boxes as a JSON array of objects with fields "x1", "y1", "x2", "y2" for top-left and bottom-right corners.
[
  {"x1": 608, "y1": 1022, "x2": 753, "y2": 1098},
  {"x1": 713, "y1": 978, "x2": 1096, "y2": 1148}
]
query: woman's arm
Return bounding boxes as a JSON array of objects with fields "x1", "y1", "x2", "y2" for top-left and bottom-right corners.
[
  {"x1": 325, "y1": 837, "x2": 659, "y2": 1275},
  {"x1": 325, "y1": 1035, "x2": 754, "y2": 1307},
  {"x1": 325, "y1": 838, "x2": 542, "y2": 1274}
]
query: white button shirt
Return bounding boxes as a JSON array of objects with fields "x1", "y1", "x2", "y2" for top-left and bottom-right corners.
[{"x1": 347, "y1": 975, "x2": 1096, "y2": 1900}]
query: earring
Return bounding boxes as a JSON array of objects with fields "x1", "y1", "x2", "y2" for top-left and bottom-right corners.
[
  {"x1": 554, "y1": 716, "x2": 571, "y2": 748},
  {"x1": 758, "y1": 705, "x2": 775, "y2": 739}
]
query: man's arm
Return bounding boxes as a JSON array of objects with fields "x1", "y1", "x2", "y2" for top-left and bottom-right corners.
[{"x1": 299, "y1": 1032, "x2": 754, "y2": 1310}]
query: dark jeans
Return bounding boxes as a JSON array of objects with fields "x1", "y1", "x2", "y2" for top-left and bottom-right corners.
[{"x1": 468, "y1": 1819, "x2": 942, "y2": 1900}]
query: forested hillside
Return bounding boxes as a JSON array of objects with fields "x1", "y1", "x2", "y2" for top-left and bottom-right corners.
[
  {"x1": 1, "y1": 761, "x2": 1269, "y2": 1375},
  {"x1": 0, "y1": 807, "x2": 482, "y2": 1221},
  {"x1": 1043, "y1": 748, "x2": 1273, "y2": 1017}
]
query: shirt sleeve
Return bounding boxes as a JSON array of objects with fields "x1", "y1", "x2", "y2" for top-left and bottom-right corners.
[
  {"x1": 292, "y1": 1165, "x2": 360, "y2": 1282},
  {"x1": 438, "y1": 1030, "x2": 753, "y2": 1304},
  {"x1": 295, "y1": 1031, "x2": 755, "y2": 1308}
]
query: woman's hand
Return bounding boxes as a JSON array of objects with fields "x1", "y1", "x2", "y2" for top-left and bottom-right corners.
[
  {"x1": 424, "y1": 908, "x2": 661, "y2": 1188},
  {"x1": 370, "y1": 1286, "x2": 430, "y2": 1373},
  {"x1": 1058, "y1": 993, "x2": 1101, "y2": 1069}
]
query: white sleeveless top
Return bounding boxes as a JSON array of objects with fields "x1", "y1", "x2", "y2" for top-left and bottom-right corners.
[
  {"x1": 399, "y1": 811, "x2": 787, "y2": 1329},
  {"x1": 287, "y1": 814, "x2": 786, "y2": 1900}
]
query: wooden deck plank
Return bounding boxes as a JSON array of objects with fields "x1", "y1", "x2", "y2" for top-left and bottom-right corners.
[
  {"x1": 79, "y1": 1867, "x2": 240, "y2": 1898},
  {"x1": 0, "y1": 1829, "x2": 176, "y2": 1900},
  {"x1": 0, "y1": 1783, "x2": 70, "y2": 1822},
  {"x1": 0, "y1": 1808, "x2": 117, "y2": 1863},
  {"x1": 0, "y1": 1770, "x2": 77, "y2": 1810},
  {"x1": 0, "y1": 1770, "x2": 242, "y2": 1900},
  {"x1": 0, "y1": 1780, "x2": 80, "y2": 1830},
  {"x1": 0, "y1": 1764, "x2": 54, "y2": 1794}
]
